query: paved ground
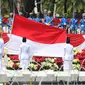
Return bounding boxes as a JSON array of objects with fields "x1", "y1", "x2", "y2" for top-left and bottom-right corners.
[{"x1": 6, "y1": 81, "x2": 85, "y2": 85}]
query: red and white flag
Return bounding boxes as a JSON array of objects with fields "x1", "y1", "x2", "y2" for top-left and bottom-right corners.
[
  {"x1": 67, "y1": 34, "x2": 85, "y2": 49},
  {"x1": 5, "y1": 14, "x2": 66, "y2": 57}
]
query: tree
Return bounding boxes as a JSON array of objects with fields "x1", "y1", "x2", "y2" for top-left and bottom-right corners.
[
  {"x1": 1, "y1": 0, "x2": 85, "y2": 17},
  {"x1": 64, "y1": 0, "x2": 67, "y2": 13},
  {"x1": 22, "y1": 0, "x2": 35, "y2": 17},
  {"x1": 55, "y1": 0, "x2": 85, "y2": 15},
  {"x1": 8, "y1": 0, "x2": 18, "y2": 14},
  {"x1": 0, "y1": 0, "x2": 9, "y2": 15}
]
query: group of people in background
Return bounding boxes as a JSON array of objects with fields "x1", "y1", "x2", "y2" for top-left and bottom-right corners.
[
  {"x1": 0, "y1": 13, "x2": 13, "y2": 33},
  {"x1": 0, "y1": 10, "x2": 85, "y2": 34},
  {"x1": 28, "y1": 11, "x2": 85, "y2": 34},
  {"x1": 0, "y1": 10, "x2": 77, "y2": 71}
]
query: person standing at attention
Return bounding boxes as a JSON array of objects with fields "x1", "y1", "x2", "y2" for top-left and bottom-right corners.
[
  {"x1": 19, "y1": 37, "x2": 31, "y2": 70},
  {"x1": 63, "y1": 37, "x2": 74, "y2": 71},
  {"x1": 0, "y1": 29, "x2": 4, "y2": 71}
]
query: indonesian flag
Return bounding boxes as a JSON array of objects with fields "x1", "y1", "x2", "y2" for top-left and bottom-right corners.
[
  {"x1": 67, "y1": 34, "x2": 85, "y2": 49},
  {"x1": 5, "y1": 14, "x2": 66, "y2": 57}
]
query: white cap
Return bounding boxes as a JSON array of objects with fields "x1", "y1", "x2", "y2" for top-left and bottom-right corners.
[
  {"x1": 19, "y1": 12, "x2": 23, "y2": 15},
  {"x1": 82, "y1": 13, "x2": 85, "y2": 17},
  {"x1": 44, "y1": 9, "x2": 47, "y2": 12},
  {"x1": 48, "y1": 10, "x2": 51, "y2": 14},
  {"x1": 56, "y1": 14, "x2": 59, "y2": 17},
  {"x1": 10, "y1": 13, "x2": 13, "y2": 15}
]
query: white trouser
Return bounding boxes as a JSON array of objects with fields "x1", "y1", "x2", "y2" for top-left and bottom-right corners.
[
  {"x1": 0, "y1": 54, "x2": 2, "y2": 71},
  {"x1": 0, "y1": 60, "x2": 2, "y2": 70},
  {"x1": 63, "y1": 60, "x2": 73, "y2": 71},
  {"x1": 20, "y1": 59, "x2": 29, "y2": 70}
]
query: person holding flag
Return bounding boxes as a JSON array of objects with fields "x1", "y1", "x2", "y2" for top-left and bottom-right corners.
[
  {"x1": 63, "y1": 37, "x2": 74, "y2": 71},
  {"x1": 19, "y1": 37, "x2": 32, "y2": 70},
  {"x1": 0, "y1": 29, "x2": 4, "y2": 71}
]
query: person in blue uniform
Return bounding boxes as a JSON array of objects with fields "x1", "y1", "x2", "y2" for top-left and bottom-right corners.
[
  {"x1": 43, "y1": 9, "x2": 47, "y2": 18},
  {"x1": 8, "y1": 13, "x2": 13, "y2": 25},
  {"x1": 80, "y1": 13, "x2": 85, "y2": 34},
  {"x1": 2, "y1": 15, "x2": 10, "y2": 33},
  {"x1": 0, "y1": 14, "x2": 2, "y2": 28},
  {"x1": 44, "y1": 11, "x2": 53, "y2": 26},
  {"x1": 35, "y1": 12, "x2": 41, "y2": 22},
  {"x1": 28, "y1": 12, "x2": 34, "y2": 20},
  {"x1": 8, "y1": 13, "x2": 13, "y2": 32},
  {"x1": 70, "y1": 13, "x2": 78, "y2": 33},
  {"x1": 60, "y1": 14, "x2": 68, "y2": 29}
]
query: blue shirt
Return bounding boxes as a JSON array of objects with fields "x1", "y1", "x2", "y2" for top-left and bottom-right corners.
[
  {"x1": 8, "y1": 17, "x2": 13, "y2": 26},
  {"x1": 80, "y1": 19, "x2": 85, "y2": 25},
  {"x1": 70, "y1": 18, "x2": 78, "y2": 29},
  {"x1": 28, "y1": 17, "x2": 34, "y2": 20},
  {"x1": 45, "y1": 16, "x2": 53, "y2": 26},
  {"x1": 0, "y1": 16, "x2": 2, "y2": 20},
  {"x1": 35, "y1": 18, "x2": 41, "y2": 22},
  {"x1": 80, "y1": 18, "x2": 85, "y2": 30},
  {"x1": 8, "y1": 17, "x2": 13, "y2": 21},
  {"x1": 0, "y1": 16, "x2": 2, "y2": 23},
  {"x1": 60, "y1": 17, "x2": 68, "y2": 26}
]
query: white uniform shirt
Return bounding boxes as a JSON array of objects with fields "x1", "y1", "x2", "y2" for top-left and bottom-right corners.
[
  {"x1": 0, "y1": 38, "x2": 4, "y2": 55},
  {"x1": 63, "y1": 44, "x2": 74, "y2": 61},
  {"x1": 19, "y1": 43, "x2": 30, "y2": 60}
]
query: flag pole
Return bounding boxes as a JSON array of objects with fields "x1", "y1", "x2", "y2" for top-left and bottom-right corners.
[
  {"x1": 5, "y1": 13, "x2": 15, "y2": 46},
  {"x1": 9, "y1": 0, "x2": 15, "y2": 35},
  {"x1": 3, "y1": 2, "x2": 16, "y2": 85},
  {"x1": 4, "y1": 1, "x2": 15, "y2": 46},
  {"x1": 10, "y1": 14, "x2": 15, "y2": 34}
]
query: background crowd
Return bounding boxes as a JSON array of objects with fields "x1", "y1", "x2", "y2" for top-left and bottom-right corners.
[{"x1": 1, "y1": 10, "x2": 85, "y2": 34}]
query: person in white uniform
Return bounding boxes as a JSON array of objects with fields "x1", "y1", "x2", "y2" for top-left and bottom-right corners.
[
  {"x1": 19, "y1": 37, "x2": 31, "y2": 70},
  {"x1": 0, "y1": 30, "x2": 4, "y2": 71},
  {"x1": 63, "y1": 37, "x2": 74, "y2": 71}
]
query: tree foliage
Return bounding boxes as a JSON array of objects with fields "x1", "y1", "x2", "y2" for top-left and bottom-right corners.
[
  {"x1": 42, "y1": 0, "x2": 85, "y2": 15},
  {"x1": 0, "y1": 0, "x2": 85, "y2": 16}
]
